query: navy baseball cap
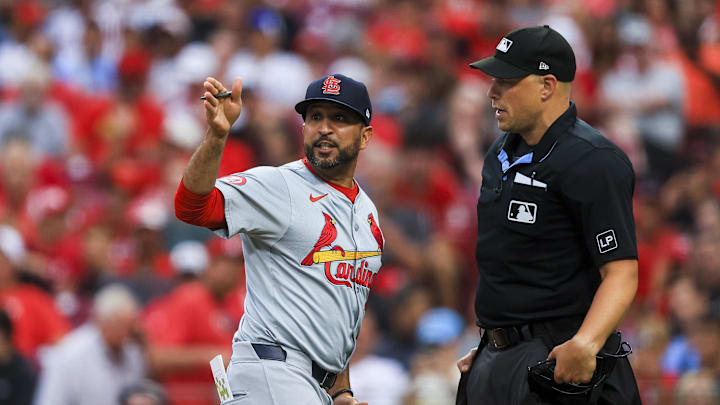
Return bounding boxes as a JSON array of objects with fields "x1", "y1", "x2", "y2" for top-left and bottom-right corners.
[
  {"x1": 295, "y1": 74, "x2": 372, "y2": 126},
  {"x1": 470, "y1": 25, "x2": 576, "y2": 82}
]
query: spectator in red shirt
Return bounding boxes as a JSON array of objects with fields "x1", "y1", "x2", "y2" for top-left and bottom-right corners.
[
  {"x1": 73, "y1": 48, "x2": 165, "y2": 194},
  {"x1": 0, "y1": 225, "x2": 69, "y2": 361},
  {"x1": 143, "y1": 239, "x2": 244, "y2": 405}
]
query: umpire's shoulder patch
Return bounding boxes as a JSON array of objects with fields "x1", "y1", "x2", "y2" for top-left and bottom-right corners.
[{"x1": 596, "y1": 229, "x2": 617, "y2": 254}]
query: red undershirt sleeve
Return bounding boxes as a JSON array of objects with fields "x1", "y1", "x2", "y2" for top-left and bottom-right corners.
[{"x1": 174, "y1": 178, "x2": 227, "y2": 229}]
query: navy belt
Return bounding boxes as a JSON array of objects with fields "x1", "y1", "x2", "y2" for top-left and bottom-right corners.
[
  {"x1": 250, "y1": 343, "x2": 337, "y2": 390},
  {"x1": 251, "y1": 343, "x2": 287, "y2": 361}
]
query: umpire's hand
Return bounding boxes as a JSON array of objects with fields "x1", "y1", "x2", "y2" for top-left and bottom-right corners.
[
  {"x1": 457, "y1": 347, "x2": 478, "y2": 373},
  {"x1": 547, "y1": 336, "x2": 597, "y2": 384},
  {"x1": 203, "y1": 76, "x2": 243, "y2": 137}
]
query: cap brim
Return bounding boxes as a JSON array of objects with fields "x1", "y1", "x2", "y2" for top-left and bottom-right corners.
[
  {"x1": 469, "y1": 56, "x2": 530, "y2": 79},
  {"x1": 294, "y1": 97, "x2": 370, "y2": 125}
]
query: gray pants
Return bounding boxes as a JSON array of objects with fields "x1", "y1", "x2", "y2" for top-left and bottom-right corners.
[{"x1": 225, "y1": 341, "x2": 332, "y2": 405}]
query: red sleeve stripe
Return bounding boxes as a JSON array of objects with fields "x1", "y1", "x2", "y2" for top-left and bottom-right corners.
[{"x1": 174, "y1": 179, "x2": 227, "y2": 229}]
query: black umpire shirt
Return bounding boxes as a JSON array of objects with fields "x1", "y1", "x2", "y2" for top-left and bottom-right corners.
[{"x1": 474, "y1": 102, "x2": 637, "y2": 328}]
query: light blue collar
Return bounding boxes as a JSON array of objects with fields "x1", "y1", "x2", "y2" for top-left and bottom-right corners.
[{"x1": 497, "y1": 149, "x2": 533, "y2": 174}]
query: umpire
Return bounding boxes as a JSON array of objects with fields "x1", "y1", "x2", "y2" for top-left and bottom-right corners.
[{"x1": 456, "y1": 25, "x2": 641, "y2": 404}]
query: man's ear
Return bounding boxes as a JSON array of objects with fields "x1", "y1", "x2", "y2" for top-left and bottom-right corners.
[
  {"x1": 359, "y1": 126, "x2": 373, "y2": 150},
  {"x1": 540, "y1": 74, "x2": 558, "y2": 101}
]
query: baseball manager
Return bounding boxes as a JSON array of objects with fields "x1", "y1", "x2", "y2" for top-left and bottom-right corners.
[{"x1": 175, "y1": 74, "x2": 383, "y2": 404}]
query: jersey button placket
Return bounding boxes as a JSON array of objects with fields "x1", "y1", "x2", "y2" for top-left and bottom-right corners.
[{"x1": 349, "y1": 205, "x2": 361, "y2": 298}]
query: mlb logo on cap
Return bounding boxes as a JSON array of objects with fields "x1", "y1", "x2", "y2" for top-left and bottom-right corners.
[
  {"x1": 496, "y1": 38, "x2": 513, "y2": 53},
  {"x1": 469, "y1": 25, "x2": 576, "y2": 82}
]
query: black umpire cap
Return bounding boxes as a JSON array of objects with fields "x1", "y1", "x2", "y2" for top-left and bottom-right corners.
[
  {"x1": 295, "y1": 74, "x2": 372, "y2": 126},
  {"x1": 470, "y1": 25, "x2": 576, "y2": 82}
]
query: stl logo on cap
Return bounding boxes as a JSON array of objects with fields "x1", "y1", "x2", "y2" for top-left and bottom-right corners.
[{"x1": 322, "y1": 75, "x2": 341, "y2": 95}]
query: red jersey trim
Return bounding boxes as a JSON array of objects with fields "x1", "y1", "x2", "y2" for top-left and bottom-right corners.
[
  {"x1": 302, "y1": 158, "x2": 359, "y2": 203},
  {"x1": 174, "y1": 179, "x2": 227, "y2": 229}
]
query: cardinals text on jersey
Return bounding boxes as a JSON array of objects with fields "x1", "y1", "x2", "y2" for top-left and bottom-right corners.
[{"x1": 302, "y1": 211, "x2": 383, "y2": 288}]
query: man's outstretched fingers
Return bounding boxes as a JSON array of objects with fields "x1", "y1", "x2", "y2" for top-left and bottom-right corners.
[{"x1": 230, "y1": 77, "x2": 243, "y2": 102}]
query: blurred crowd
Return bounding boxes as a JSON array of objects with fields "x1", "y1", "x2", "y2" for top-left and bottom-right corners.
[{"x1": 0, "y1": 0, "x2": 718, "y2": 404}]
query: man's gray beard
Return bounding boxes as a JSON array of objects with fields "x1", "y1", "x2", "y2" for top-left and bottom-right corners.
[{"x1": 304, "y1": 140, "x2": 360, "y2": 170}]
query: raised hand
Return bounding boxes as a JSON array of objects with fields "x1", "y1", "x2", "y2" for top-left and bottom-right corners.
[{"x1": 203, "y1": 76, "x2": 243, "y2": 137}]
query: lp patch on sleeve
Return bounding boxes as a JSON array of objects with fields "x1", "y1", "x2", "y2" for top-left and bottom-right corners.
[{"x1": 596, "y1": 229, "x2": 618, "y2": 254}]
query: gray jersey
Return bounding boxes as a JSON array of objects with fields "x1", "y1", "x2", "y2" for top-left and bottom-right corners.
[{"x1": 214, "y1": 159, "x2": 383, "y2": 373}]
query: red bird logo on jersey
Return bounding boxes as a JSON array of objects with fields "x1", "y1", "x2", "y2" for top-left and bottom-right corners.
[
  {"x1": 368, "y1": 213, "x2": 384, "y2": 251},
  {"x1": 301, "y1": 212, "x2": 338, "y2": 266}
]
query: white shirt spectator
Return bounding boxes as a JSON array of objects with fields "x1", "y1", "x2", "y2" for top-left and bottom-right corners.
[
  {"x1": 34, "y1": 324, "x2": 145, "y2": 405},
  {"x1": 43, "y1": 5, "x2": 87, "y2": 61},
  {"x1": 350, "y1": 354, "x2": 409, "y2": 405},
  {"x1": 600, "y1": 17, "x2": 685, "y2": 151},
  {"x1": 601, "y1": 60, "x2": 685, "y2": 150},
  {"x1": 0, "y1": 58, "x2": 70, "y2": 157},
  {"x1": 0, "y1": 41, "x2": 36, "y2": 90},
  {"x1": 0, "y1": 102, "x2": 69, "y2": 157},
  {"x1": 540, "y1": 10, "x2": 593, "y2": 73},
  {"x1": 226, "y1": 50, "x2": 313, "y2": 108},
  {"x1": 34, "y1": 285, "x2": 146, "y2": 405}
]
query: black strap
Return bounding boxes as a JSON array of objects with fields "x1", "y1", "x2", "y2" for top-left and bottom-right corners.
[
  {"x1": 483, "y1": 324, "x2": 533, "y2": 350},
  {"x1": 481, "y1": 315, "x2": 585, "y2": 350},
  {"x1": 312, "y1": 361, "x2": 337, "y2": 390}
]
